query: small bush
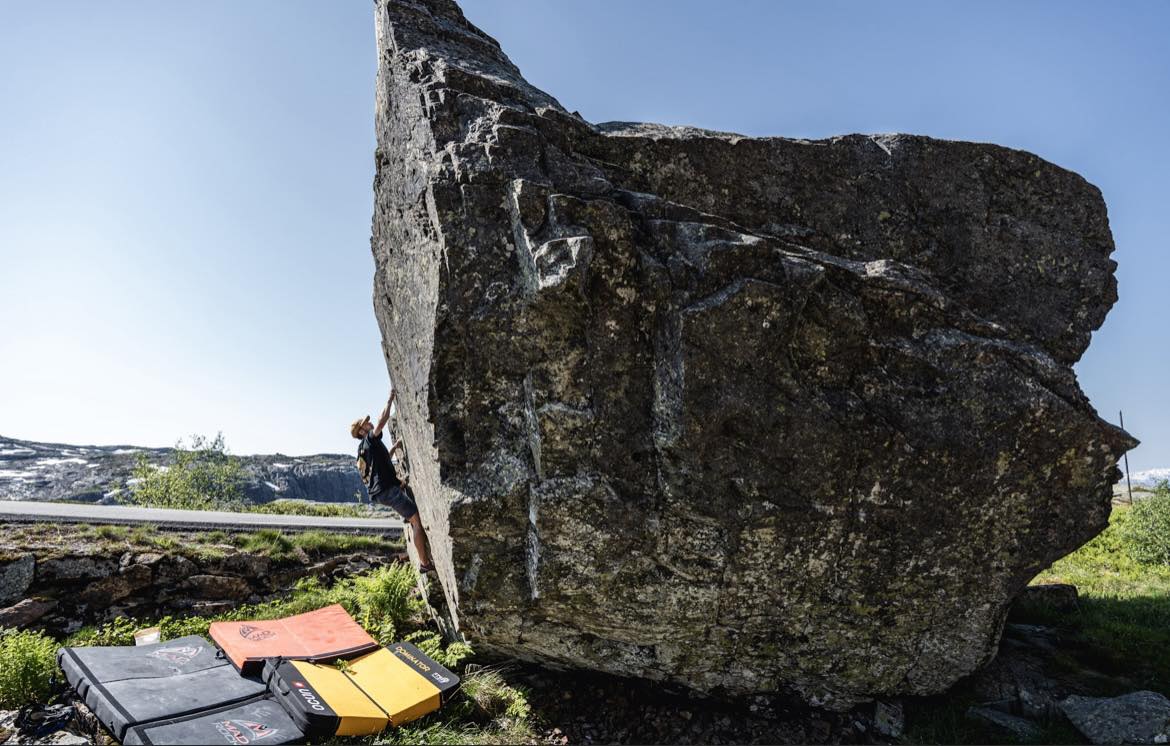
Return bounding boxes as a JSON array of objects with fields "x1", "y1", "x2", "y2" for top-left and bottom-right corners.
[
  {"x1": 1122, "y1": 485, "x2": 1170, "y2": 566},
  {"x1": 129, "y1": 433, "x2": 244, "y2": 511},
  {"x1": 344, "y1": 563, "x2": 424, "y2": 629},
  {"x1": 0, "y1": 629, "x2": 59, "y2": 708}
]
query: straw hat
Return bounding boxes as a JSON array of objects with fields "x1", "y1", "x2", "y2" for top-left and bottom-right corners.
[{"x1": 350, "y1": 415, "x2": 371, "y2": 439}]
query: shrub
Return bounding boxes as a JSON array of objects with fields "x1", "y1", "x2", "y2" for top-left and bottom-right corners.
[
  {"x1": 129, "y1": 433, "x2": 244, "y2": 511},
  {"x1": 1122, "y1": 484, "x2": 1170, "y2": 567},
  {"x1": 344, "y1": 563, "x2": 424, "y2": 630},
  {"x1": 0, "y1": 629, "x2": 58, "y2": 708}
]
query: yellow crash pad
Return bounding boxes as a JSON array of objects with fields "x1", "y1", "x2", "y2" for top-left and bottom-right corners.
[{"x1": 263, "y1": 642, "x2": 459, "y2": 738}]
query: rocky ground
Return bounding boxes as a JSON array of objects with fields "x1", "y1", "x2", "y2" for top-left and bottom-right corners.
[{"x1": 0, "y1": 435, "x2": 366, "y2": 504}]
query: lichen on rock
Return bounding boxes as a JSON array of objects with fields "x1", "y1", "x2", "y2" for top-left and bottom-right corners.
[{"x1": 370, "y1": 0, "x2": 1136, "y2": 708}]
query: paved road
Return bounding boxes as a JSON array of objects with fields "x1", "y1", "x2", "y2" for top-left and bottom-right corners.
[{"x1": 0, "y1": 500, "x2": 403, "y2": 537}]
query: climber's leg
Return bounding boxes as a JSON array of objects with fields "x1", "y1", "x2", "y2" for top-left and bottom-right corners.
[
  {"x1": 380, "y1": 484, "x2": 434, "y2": 571},
  {"x1": 408, "y1": 512, "x2": 434, "y2": 569}
]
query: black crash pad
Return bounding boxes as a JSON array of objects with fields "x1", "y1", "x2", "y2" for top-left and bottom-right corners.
[
  {"x1": 58, "y1": 635, "x2": 268, "y2": 741},
  {"x1": 122, "y1": 695, "x2": 303, "y2": 745}
]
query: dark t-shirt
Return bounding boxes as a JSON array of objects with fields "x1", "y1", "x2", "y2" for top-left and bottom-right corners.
[{"x1": 358, "y1": 432, "x2": 399, "y2": 497}]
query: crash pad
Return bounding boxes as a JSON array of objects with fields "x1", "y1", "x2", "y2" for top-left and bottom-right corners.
[
  {"x1": 57, "y1": 635, "x2": 268, "y2": 741},
  {"x1": 264, "y1": 642, "x2": 459, "y2": 738},
  {"x1": 122, "y1": 695, "x2": 303, "y2": 745},
  {"x1": 209, "y1": 603, "x2": 378, "y2": 675}
]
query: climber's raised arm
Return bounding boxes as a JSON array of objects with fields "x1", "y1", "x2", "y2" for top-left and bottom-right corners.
[{"x1": 373, "y1": 391, "x2": 393, "y2": 437}]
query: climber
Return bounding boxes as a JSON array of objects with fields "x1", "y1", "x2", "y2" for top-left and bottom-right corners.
[{"x1": 352, "y1": 389, "x2": 435, "y2": 574}]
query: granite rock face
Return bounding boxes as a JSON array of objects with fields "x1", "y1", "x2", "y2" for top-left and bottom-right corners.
[{"x1": 370, "y1": 0, "x2": 1135, "y2": 707}]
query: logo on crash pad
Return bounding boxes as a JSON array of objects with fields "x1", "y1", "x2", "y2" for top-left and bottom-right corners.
[
  {"x1": 147, "y1": 645, "x2": 203, "y2": 664},
  {"x1": 238, "y1": 624, "x2": 276, "y2": 641},
  {"x1": 213, "y1": 719, "x2": 279, "y2": 744}
]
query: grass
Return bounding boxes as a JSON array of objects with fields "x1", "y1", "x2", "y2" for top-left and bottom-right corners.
[
  {"x1": 1029, "y1": 503, "x2": 1170, "y2": 692},
  {"x1": 232, "y1": 528, "x2": 399, "y2": 562},
  {"x1": 94, "y1": 524, "x2": 127, "y2": 540},
  {"x1": 248, "y1": 499, "x2": 375, "y2": 518}
]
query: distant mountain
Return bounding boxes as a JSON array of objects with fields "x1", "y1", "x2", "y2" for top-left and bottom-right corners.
[
  {"x1": 1125, "y1": 468, "x2": 1170, "y2": 487},
  {"x1": 0, "y1": 435, "x2": 368, "y2": 504}
]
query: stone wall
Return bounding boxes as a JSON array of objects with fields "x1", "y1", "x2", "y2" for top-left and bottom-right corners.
[{"x1": 0, "y1": 524, "x2": 402, "y2": 635}]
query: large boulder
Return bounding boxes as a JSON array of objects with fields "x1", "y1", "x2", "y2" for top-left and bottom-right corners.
[{"x1": 370, "y1": 0, "x2": 1135, "y2": 707}]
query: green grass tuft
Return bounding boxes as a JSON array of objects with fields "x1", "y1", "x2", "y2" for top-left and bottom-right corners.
[
  {"x1": 234, "y1": 528, "x2": 295, "y2": 558},
  {"x1": 460, "y1": 668, "x2": 532, "y2": 722},
  {"x1": 94, "y1": 524, "x2": 128, "y2": 541},
  {"x1": 65, "y1": 616, "x2": 140, "y2": 648}
]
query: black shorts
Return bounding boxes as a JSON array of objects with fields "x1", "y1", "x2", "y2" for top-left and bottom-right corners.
[{"x1": 372, "y1": 484, "x2": 418, "y2": 521}]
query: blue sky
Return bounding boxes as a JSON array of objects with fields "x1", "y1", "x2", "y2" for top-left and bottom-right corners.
[{"x1": 0, "y1": 1, "x2": 1166, "y2": 471}]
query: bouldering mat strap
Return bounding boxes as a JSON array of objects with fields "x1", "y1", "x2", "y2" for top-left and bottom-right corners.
[{"x1": 305, "y1": 641, "x2": 379, "y2": 664}]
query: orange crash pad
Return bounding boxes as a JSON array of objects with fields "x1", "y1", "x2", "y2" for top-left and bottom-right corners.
[{"x1": 209, "y1": 604, "x2": 378, "y2": 675}]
